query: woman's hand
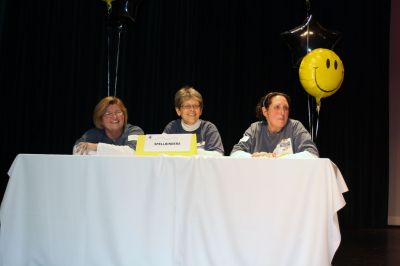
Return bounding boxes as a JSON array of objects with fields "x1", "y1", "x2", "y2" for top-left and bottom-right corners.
[
  {"x1": 75, "y1": 142, "x2": 98, "y2": 155},
  {"x1": 251, "y1": 152, "x2": 276, "y2": 158}
]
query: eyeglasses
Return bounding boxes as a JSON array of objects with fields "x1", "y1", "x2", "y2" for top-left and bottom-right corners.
[
  {"x1": 103, "y1": 111, "x2": 123, "y2": 118},
  {"x1": 180, "y1": 104, "x2": 201, "y2": 110}
]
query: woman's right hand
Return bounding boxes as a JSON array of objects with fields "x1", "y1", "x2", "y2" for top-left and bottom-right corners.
[{"x1": 74, "y1": 142, "x2": 98, "y2": 155}]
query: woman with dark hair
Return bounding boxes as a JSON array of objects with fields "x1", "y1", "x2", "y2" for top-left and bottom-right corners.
[
  {"x1": 230, "y1": 92, "x2": 318, "y2": 158},
  {"x1": 73, "y1": 96, "x2": 144, "y2": 155}
]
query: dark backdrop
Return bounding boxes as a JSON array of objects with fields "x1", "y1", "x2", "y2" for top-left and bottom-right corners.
[{"x1": 0, "y1": 0, "x2": 390, "y2": 227}]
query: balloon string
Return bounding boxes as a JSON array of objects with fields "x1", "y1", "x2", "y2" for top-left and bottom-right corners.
[
  {"x1": 311, "y1": 103, "x2": 314, "y2": 141},
  {"x1": 306, "y1": 16, "x2": 310, "y2": 53},
  {"x1": 315, "y1": 101, "x2": 320, "y2": 140},
  {"x1": 106, "y1": 7, "x2": 111, "y2": 96},
  {"x1": 107, "y1": 28, "x2": 111, "y2": 96},
  {"x1": 306, "y1": 0, "x2": 311, "y2": 15},
  {"x1": 114, "y1": 25, "x2": 123, "y2": 97},
  {"x1": 307, "y1": 95, "x2": 314, "y2": 142}
]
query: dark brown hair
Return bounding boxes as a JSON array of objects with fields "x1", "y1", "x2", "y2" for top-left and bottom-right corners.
[{"x1": 255, "y1": 92, "x2": 291, "y2": 120}]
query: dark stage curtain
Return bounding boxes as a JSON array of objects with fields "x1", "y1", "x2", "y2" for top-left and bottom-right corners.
[{"x1": 0, "y1": 0, "x2": 391, "y2": 227}]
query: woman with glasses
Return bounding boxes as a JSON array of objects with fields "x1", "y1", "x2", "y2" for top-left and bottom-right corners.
[
  {"x1": 230, "y1": 91, "x2": 318, "y2": 158},
  {"x1": 73, "y1": 96, "x2": 144, "y2": 155},
  {"x1": 163, "y1": 86, "x2": 224, "y2": 156}
]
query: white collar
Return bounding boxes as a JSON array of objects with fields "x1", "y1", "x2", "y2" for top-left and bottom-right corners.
[{"x1": 181, "y1": 119, "x2": 201, "y2": 131}]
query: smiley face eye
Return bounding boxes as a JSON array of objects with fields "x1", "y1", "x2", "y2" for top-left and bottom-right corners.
[
  {"x1": 334, "y1": 60, "x2": 338, "y2": 70},
  {"x1": 326, "y1": 59, "x2": 330, "y2": 69}
]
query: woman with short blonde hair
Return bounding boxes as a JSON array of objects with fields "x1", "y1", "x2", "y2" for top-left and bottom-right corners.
[{"x1": 163, "y1": 86, "x2": 224, "y2": 156}]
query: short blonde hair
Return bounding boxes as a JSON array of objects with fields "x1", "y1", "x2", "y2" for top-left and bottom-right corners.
[
  {"x1": 174, "y1": 86, "x2": 203, "y2": 108},
  {"x1": 93, "y1": 96, "x2": 128, "y2": 128}
]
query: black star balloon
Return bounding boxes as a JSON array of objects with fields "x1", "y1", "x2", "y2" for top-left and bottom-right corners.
[
  {"x1": 99, "y1": 0, "x2": 144, "y2": 96},
  {"x1": 108, "y1": 0, "x2": 144, "y2": 26},
  {"x1": 281, "y1": 14, "x2": 342, "y2": 68}
]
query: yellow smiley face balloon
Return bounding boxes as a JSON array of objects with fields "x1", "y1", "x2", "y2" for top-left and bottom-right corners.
[{"x1": 299, "y1": 48, "x2": 344, "y2": 105}]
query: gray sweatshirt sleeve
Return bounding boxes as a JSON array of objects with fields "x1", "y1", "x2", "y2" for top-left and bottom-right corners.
[
  {"x1": 291, "y1": 121, "x2": 319, "y2": 157},
  {"x1": 230, "y1": 125, "x2": 255, "y2": 155},
  {"x1": 203, "y1": 122, "x2": 225, "y2": 154}
]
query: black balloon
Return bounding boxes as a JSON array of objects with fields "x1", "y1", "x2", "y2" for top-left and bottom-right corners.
[
  {"x1": 281, "y1": 14, "x2": 342, "y2": 68},
  {"x1": 109, "y1": 0, "x2": 144, "y2": 26}
]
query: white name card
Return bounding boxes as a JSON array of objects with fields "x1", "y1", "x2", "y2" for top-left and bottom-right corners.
[{"x1": 136, "y1": 134, "x2": 198, "y2": 156}]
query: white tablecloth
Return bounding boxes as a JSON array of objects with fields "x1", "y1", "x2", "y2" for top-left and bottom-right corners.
[{"x1": 0, "y1": 154, "x2": 347, "y2": 266}]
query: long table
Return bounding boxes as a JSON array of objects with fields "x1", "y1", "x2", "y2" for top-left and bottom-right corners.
[{"x1": 0, "y1": 154, "x2": 348, "y2": 266}]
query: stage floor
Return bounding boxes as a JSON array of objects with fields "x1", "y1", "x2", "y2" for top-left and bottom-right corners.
[{"x1": 333, "y1": 226, "x2": 400, "y2": 266}]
